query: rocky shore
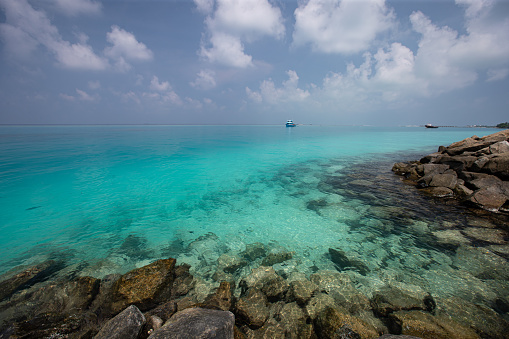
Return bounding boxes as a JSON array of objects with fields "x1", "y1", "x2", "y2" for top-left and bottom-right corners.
[
  {"x1": 392, "y1": 129, "x2": 509, "y2": 213},
  {"x1": 1, "y1": 130, "x2": 509, "y2": 338},
  {"x1": 1, "y1": 246, "x2": 508, "y2": 338}
]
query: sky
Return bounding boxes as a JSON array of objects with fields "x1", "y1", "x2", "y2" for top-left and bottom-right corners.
[{"x1": 0, "y1": 0, "x2": 508, "y2": 126}]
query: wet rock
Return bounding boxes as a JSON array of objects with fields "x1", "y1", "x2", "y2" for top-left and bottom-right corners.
[
  {"x1": 453, "y1": 246, "x2": 509, "y2": 280},
  {"x1": 242, "y1": 242, "x2": 267, "y2": 261},
  {"x1": 462, "y1": 227, "x2": 507, "y2": 244},
  {"x1": 187, "y1": 232, "x2": 225, "y2": 267},
  {"x1": 239, "y1": 266, "x2": 288, "y2": 301},
  {"x1": 422, "y1": 186, "x2": 454, "y2": 197},
  {"x1": 314, "y1": 306, "x2": 378, "y2": 339},
  {"x1": 305, "y1": 293, "x2": 337, "y2": 320},
  {"x1": 218, "y1": 253, "x2": 248, "y2": 274},
  {"x1": 310, "y1": 271, "x2": 371, "y2": 314},
  {"x1": 388, "y1": 310, "x2": 478, "y2": 339},
  {"x1": 375, "y1": 335, "x2": 423, "y2": 339},
  {"x1": 117, "y1": 234, "x2": 153, "y2": 260},
  {"x1": 429, "y1": 173, "x2": 457, "y2": 189},
  {"x1": 328, "y1": 248, "x2": 370, "y2": 275},
  {"x1": 111, "y1": 258, "x2": 176, "y2": 313},
  {"x1": 171, "y1": 263, "x2": 194, "y2": 297},
  {"x1": 148, "y1": 307, "x2": 234, "y2": 339},
  {"x1": 277, "y1": 302, "x2": 313, "y2": 338},
  {"x1": 0, "y1": 260, "x2": 62, "y2": 301},
  {"x1": 370, "y1": 286, "x2": 435, "y2": 317},
  {"x1": 261, "y1": 251, "x2": 294, "y2": 266},
  {"x1": 432, "y1": 230, "x2": 470, "y2": 246},
  {"x1": 204, "y1": 281, "x2": 234, "y2": 311},
  {"x1": 94, "y1": 305, "x2": 146, "y2": 339},
  {"x1": 436, "y1": 296, "x2": 509, "y2": 338},
  {"x1": 287, "y1": 279, "x2": 318, "y2": 305},
  {"x1": 235, "y1": 288, "x2": 269, "y2": 329},
  {"x1": 142, "y1": 315, "x2": 163, "y2": 339},
  {"x1": 4, "y1": 312, "x2": 89, "y2": 338},
  {"x1": 145, "y1": 301, "x2": 178, "y2": 323}
]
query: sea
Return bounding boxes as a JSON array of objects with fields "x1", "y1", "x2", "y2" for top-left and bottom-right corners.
[{"x1": 0, "y1": 125, "x2": 508, "y2": 311}]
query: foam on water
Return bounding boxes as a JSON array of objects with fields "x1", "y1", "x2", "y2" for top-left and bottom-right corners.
[{"x1": 0, "y1": 125, "x2": 507, "y2": 307}]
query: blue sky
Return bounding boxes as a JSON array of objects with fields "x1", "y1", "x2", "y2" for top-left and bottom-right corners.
[{"x1": 1, "y1": 0, "x2": 508, "y2": 126}]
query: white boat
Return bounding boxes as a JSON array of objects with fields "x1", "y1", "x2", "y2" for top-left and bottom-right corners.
[{"x1": 286, "y1": 120, "x2": 296, "y2": 127}]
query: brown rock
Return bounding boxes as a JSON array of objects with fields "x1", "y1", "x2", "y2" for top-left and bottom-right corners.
[
  {"x1": 389, "y1": 310, "x2": 478, "y2": 339},
  {"x1": 261, "y1": 251, "x2": 294, "y2": 266},
  {"x1": 239, "y1": 266, "x2": 288, "y2": 301},
  {"x1": 95, "y1": 305, "x2": 146, "y2": 339},
  {"x1": 328, "y1": 248, "x2": 370, "y2": 275},
  {"x1": 370, "y1": 286, "x2": 435, "y2": 317},
  {"x1": 314, "y1": 306, "x2": 378, "y2": 339},
  {"x1": 305, "y1": 293, "x2": 337, "y2": 320},
  {"x1": 204, "y1": 281, "x2": 233, "y2": 311},
  {"x1": 483, "y1": 153, "x2": 509, "y2": 179},
  {"x1": 235, "y1": 288, "x2": 269, "y2": 329},
  {"x1": 422, "y1": 186, "x2": 454, "y2": 197},
  {"x1": 429, "y1": 173, "x2": 458, "y2": 189},
  {"x1": 111, "y1": 258, "x2": 176, "y2": 313},
  {"x1": 467, "y1": 185, "x2": 508, "y2": 211},
  {"x1": 287, "y1": 279, "x2": 318, "y2": 305}
]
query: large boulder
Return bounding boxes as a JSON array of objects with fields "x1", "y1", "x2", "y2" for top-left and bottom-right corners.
[
  {"x1": 148, "y1": 307, "x2": 234, "y2": 339},
  {"x1": 314, "y1": 306, "x2": 378, "y2": 339},
  {"x1": 111, "y1": 258, "x2": 176, "y2": 313},
  {"x1": 239, "y1": 266, "x2": 288, "y2": 301},
  {"x1": 234, "y1": 288, "x2": 269, "y2": 329}
]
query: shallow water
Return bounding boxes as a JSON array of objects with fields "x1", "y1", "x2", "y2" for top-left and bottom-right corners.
[{"x1": 0, "y1": 125, "x2": 507, "y2": 310}]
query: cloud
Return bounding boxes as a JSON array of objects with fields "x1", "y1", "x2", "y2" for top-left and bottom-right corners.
[
  {"x1": 88, "y1": 80, "x2": 101, "y2": 89},
  {"x1": 292, "y1": 0, "x2": 395, "y2": 54},
  {"x1": 0, "y1": 0, "x2": 108, "y2": 70},
  {"x1": 249, "y1": 1, "x2": 509, "y2": 110},
  {"x1": 191, "y1": 69, "x2": 217, "y2": 89},
  {"x1": 104, "y1": 26, "x2": 153, "y2": 71},
  {"x1": 197, "y1": 0, "x2": 285, "y2": 68},
  {"x1": 60, "y1": 88, "x2": 96, "y2": 101},
  {"x1": 52, "y1": 0, "x2": 102, "y2": 16},
  {"x1": 150, "y1": 76, "x2": 171, "y2": 92},
  {"x1": 246, "y1": 70, "x2": 310, "y2": 104}
]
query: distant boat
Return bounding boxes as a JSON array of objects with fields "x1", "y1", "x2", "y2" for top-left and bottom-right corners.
[
  {"x1": 286, "y1": 120, "x2": 296, "y2": 127},
  {"x1": 425, "y1": 124, "x2": 438, "y2": 128}
]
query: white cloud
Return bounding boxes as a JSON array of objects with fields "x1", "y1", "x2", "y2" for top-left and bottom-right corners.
[
  {"x1": 0, "y1": 0, "x2": 108, "y2": 70},
  {"x1": 52, "y1": 0, "x2": 102, "y2": 16},
  {"x1": 194, "y1": 0, "x2": 214, "y2": 14},
  {"x1": 150, "y1": 76, "x2": 171, "y2": 92},
  {"x1": 88, "y1": 80, "x2": 101, "y2": 90},
  {"x1": 104, "y1": 26, "x2": 153, "y2": 71},
  {"x1": 292, "y1": 0, "x2": 395, "y2": 54},
  {"x1": 191, "y1": 69, "x2": 217, "y2": 90},
  {"x1": 246, "y1": 70, "x2": 310, "y2": 104},
  {"x1": 198, "y1": 0, "x2": 285, "y2": 68},
  {"x1": 76, "y1": 88, "x2": 95, "y2": 101}
]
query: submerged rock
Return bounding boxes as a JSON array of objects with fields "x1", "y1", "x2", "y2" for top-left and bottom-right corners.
[
  {"x1": 235, "y1": 288, "x2": 269, "y2": 329},
  {"x1": 328, "y1": 248, "x2": 370, "y2": 275}
]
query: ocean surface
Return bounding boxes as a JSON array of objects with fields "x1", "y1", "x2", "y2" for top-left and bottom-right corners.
[{"x1": 1, "y1": 125, "x2": 508, "y2": 308}]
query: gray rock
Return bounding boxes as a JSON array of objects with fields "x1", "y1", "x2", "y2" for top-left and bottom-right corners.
[
  {"x1": 429, "y1": 173, "x2": 457, "y2": 189},
  {"x1": 489, "y1": 140, "x2": 509, "y2": 154},
  {"x1": 148, "y1": 307, "x2": 234, "y2": 339},
  {"x1": 239, "y1": 266, "x2": 288, "y2": 300},
  {"x1": 422, "y1": 163, "x2": 449, "y2": 176},
  {"x1": 94, "y1": 305, "x2": 146, "y2": 339},
  {"x1": 242, "y1": 242, "x2": 267, "y2": 261},
  {"x1": 370, "y1": 286, "x2": 435, "y2": 317},
  {"x1": 261, "y1": 251, "x2": 294, "y2": 266},
  {"x1": 217, "y1": 253, "x2": 247, "y2": 274}
]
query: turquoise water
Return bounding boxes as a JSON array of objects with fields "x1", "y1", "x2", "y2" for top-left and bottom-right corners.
[{"x1": 0, "y1": 125, "x2": 507, "y2": 304}]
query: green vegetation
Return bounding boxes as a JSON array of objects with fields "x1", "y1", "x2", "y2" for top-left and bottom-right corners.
[{"x1": 496, "y1": 122, "x2": 509, "y2": 128}]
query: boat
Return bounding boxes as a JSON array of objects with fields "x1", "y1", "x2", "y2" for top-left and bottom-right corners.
[
  {"x1": 425, "y1": 124, "x2": 438, "y2": 128},
  {"x1": 286, "y1": 120, "x2": 296, "y2": 127}
]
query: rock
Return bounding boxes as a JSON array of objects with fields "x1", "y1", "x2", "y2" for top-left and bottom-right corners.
[
  {"x1": 305, "y1": 293, "x2": 337, "y2": 320},
  {"x1": 422, "y1": 186, "x2": 454, "y2": 197},
  {"x1": 489, "y1": 140, "x2": 509, "y2": 154},
  {"x1": 242, "y1": 242, "x2": 267, "y2": 261},
  {"x1": 0, "y1": 260, "x2": 62, "y2": 301},
  {"x1": 217, "y1": 253, "x2": 248, "y2": 274},
  {"x1": 484, "y1": 154, "x2": 509, "y2": 179},
  {"x1": 239, "y1": 266, "x2": 288, "y2": 301},
  {"x1": 376, "y1": 335, "x2": 423, "y2": 339},
  {"x1": 432, "y1": 230, "x2": 470, "y2": 246},
  {"x1": 314, "y1": 306, "x2": 378, "y2": 339},
  {"x1": 94, "y1": 305, "x2": 146, "y2": 339},
  {"x1": 142, "y1": 315, "x2": 163, "y2": 338},
  {"x1": 4, "y1": 311, "x2": 92, "y2": 338},
  {"x1": 467, "y1": 185, "x2": 508, "y2": 211},
  {"x1": 234, "y1": 288, "x2": 269, "y2": 329},
  {"x1": 436, "y1": 296, "x2": 509, "y2": 338},
  {"x1": 145, "y1": 301, "x2": 178, "y2": 323},
  {"x1": 422, "y1": 163, "x2": 449, "y2": 176},
  {"x1": 204, "y1": 281, "x2": 233, "y2": 311},
  {"x1": 261, "y1": 251, "x2": 294, "y2": 266},
  {"x1": 111, "y1": 258, "x2": 176, "y2": 313},
  {"x1": 255, "y1": 302, "x2": 314, "y2": 339},
  {"x1": 148, "y1": 307, "x2": 234, "y2": 339},
  {"x1": 287, "y1": 279, "x2": 318, "y2": 305},
  {"x1": 462, "y1": 227, "x2": 507, "y2": 244},
  {"x1": 171, "y1": 264, "x2": 194, "y2": 297},
  {"x1": 310, "y1": 271, "x2": 370, "y2": 314},
  {"x1": 429, "y1": 173, "x2": 457, "y2": 189},
  {"x1": 388, "y1": 310, "x2": 478, "y2": 339},
  {"x1": 437, "y1": 155, "x2": 477, "y2": 171},
  {"x1": 329, "y1": 248, "x2": 370, "y2": 275},
  {"x1": 370, "y1": 286, "x2": 435, "y2": 317},
  {"x1": 453, "y1": 246, "x2": 509, "y2": 280}
]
